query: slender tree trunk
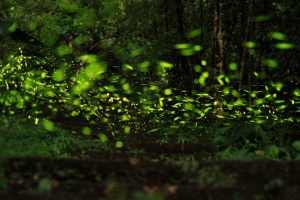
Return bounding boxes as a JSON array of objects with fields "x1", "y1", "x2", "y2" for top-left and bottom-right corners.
[
  {"x1": 238, "y1": 0, "x2": 253, "y2": 102},
  {"x1": 175, "y1": 0, "x2": 191, "y2": 91},
  {"x1": 213, "y1": 0, "x2": 224, "y2": 122}
]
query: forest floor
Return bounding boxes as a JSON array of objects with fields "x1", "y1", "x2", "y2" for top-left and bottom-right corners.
[{"x1": 1, "y1": 116, "x2": 300, "y2": 199}]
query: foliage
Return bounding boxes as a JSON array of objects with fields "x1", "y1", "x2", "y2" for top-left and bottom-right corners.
[
  {"x1": 1, "y1": 2, "x2": 300, "y2": 200},
  {"x1": 0, "y1": 115, "x2": 73, "y2": 158},
  {"x1": 0, "y1": 0, "x2": 300, "y2": 163},
  {"x1": 210, "y1": 121, "x2": 300, "y2": 160}
]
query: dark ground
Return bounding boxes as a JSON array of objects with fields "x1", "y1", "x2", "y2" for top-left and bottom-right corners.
[
  {"x1": 1, "y1": 113, "x2": 300, "y2": 199},
  {"x1": 1, "y1": 136, "x2": 300, "y2": 200}
]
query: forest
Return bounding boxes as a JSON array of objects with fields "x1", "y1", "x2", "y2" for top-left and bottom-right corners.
[{"x1": 1, "y1": 0, "x2": 300, "y2": 199}]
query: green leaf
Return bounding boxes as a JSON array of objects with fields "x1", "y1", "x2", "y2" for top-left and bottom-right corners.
[
  {"x1": 130, "y1": 49, "x2": 142, "y2": 57},
  {"x1": 74, "y1": 8, "x2": 95, "y2": 29},
  {"x1": 40, "y1": 26, "x2": 59, "y2": 46},
  {"x1": 58, "y1": 1, "x2": 79, "y2": 13},
  {"x1": 265, "y1": 145, "x2": 279, "y2": 158},
  {"x1": 292, "y1": 141, "x2": 300, "y2": 151},
  {"x1": 57, "y1": 45, "x2": 72, "y2": 56},
  {"x1": 29, "y1": 22, "x2": 37, "y2": 31}
]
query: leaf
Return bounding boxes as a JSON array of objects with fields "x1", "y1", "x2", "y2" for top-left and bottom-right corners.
[
  {"x1": 57, "y1": 45, "x2": 72, "y2": 56},
  {"x1": 292, "y1": 141, "x2": 300, "y2": 151}
]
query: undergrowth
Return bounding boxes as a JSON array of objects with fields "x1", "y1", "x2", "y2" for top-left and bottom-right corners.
[
  {"x1": 0, "y1": 114, "x2": 116, "y2": 159},
  {"x1": 1, "y1": 114, "x2": 300, "y2": 161},
  {"x1": 209, "y1": 120, "x2": 300, "y2": 160},
  {"x1": 0, "y1": 115, "x2": 72, "y2": 158}
]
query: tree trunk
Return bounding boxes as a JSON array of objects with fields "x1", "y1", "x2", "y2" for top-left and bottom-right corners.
[
  {"x1": 213, "y1": 0, "x2": 224, "y2": 122},
  {"x1": 175, "y1": 0, "x2": 191, "y2": 91}
]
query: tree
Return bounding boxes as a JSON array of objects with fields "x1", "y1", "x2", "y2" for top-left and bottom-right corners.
[
  {"x1": 213, "y1": 0, "x2": 224, "y2": 121},
  {"x1": 1, "y1": 0, "x2": 300, "y2": 126}
]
